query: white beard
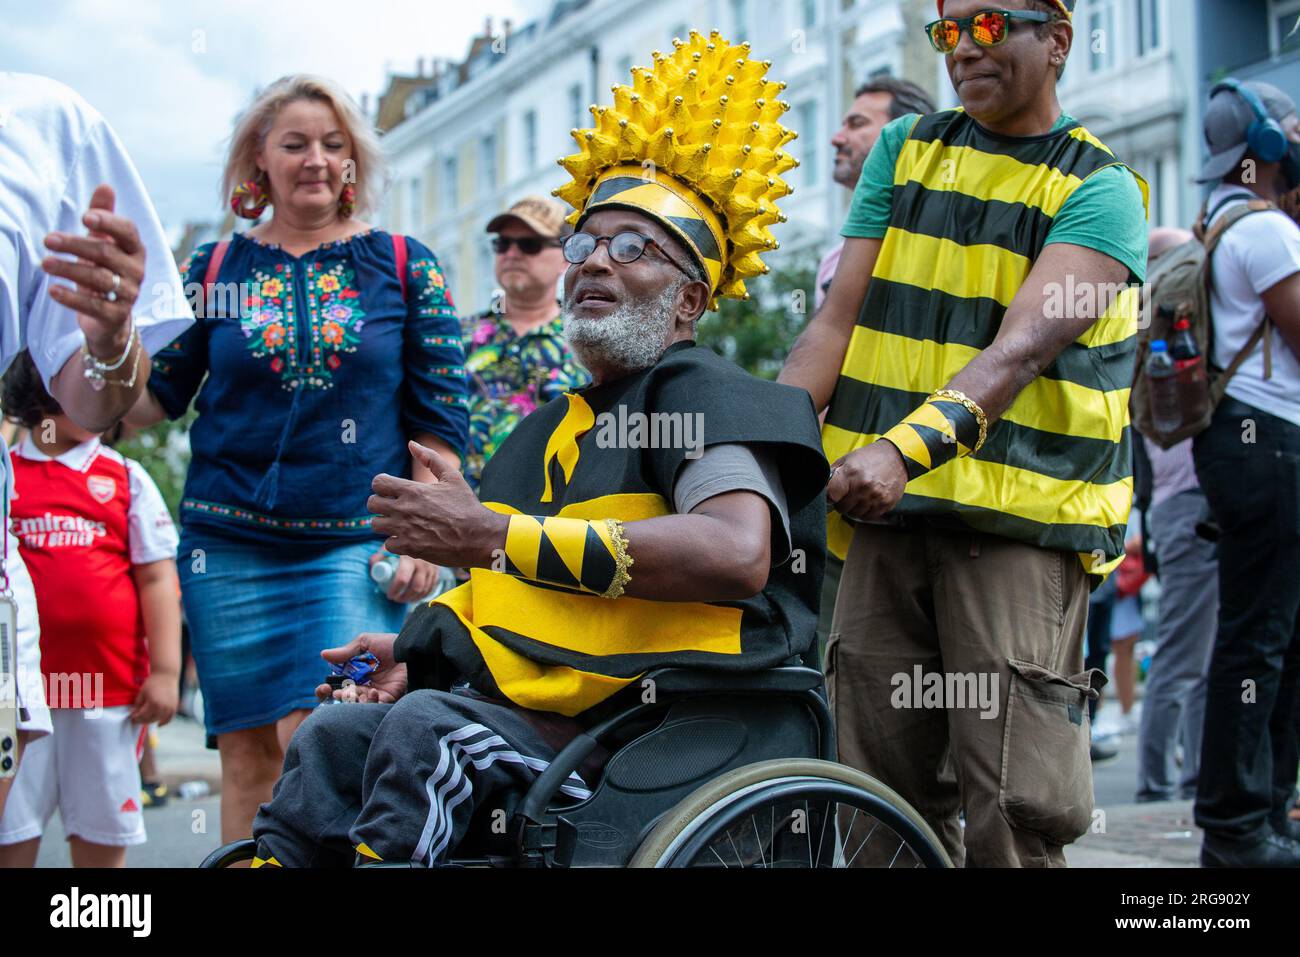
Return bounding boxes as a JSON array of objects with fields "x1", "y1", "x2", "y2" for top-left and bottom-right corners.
[{"x1": 562, "y1": 283, "x2": 679, "y2": 375}]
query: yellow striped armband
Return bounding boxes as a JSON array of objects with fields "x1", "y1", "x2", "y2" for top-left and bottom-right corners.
[
  {"x1": 882, "y1": 390, "x2": 987, "y2": 482},
  {"x1": 504, "y1": 515, "x2": 633, "y2": 600}
]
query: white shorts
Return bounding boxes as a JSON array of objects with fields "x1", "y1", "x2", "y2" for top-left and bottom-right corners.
[
  {"x1": 0, "y1": 706, "x2": 147, "y2": 846},
  {"x1": 7, "y1": 537, "x2": 50, "y2": 738}
]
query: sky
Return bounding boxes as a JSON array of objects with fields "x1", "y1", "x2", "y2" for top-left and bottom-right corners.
[{"x1": 1, "y1": 0, "x2": 552, "y2": 236}]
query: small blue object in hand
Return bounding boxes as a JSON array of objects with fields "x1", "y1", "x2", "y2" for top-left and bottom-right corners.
[{"x1": 330, "y1": 652, "x2": 380, "y2": 686}]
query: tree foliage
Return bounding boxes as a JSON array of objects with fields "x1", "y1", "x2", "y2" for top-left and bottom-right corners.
[{"x1": 695, "y1": 252, "x2": 818, "y2": 380}]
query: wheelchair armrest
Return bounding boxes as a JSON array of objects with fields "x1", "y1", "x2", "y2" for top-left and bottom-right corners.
[{"x1": 642, "y1": 666, "x2": 824, "y2": 696}]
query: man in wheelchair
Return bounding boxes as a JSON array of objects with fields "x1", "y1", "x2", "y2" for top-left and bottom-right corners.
[{"x1": 250, "y1": 45, "x2": 829, "y2": 866}]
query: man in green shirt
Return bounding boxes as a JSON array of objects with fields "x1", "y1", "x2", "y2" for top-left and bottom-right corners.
[{"x1": 780, "y1": 0, "x2": 1148, "y2": 867}]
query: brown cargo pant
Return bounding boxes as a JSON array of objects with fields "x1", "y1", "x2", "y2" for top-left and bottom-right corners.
[{"x1": 827, "y1": 520, "x2": 1103, "y2": 867}]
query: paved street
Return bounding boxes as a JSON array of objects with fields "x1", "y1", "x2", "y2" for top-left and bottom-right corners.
[
  {"x1": 35, "y1": 713, "x2": 222, "y2": 869},
  {"x1": 25, "y1": 701, "x2": 1204, "y2": 868},
  {"x1": 1067, "y1": 726, "x2": 1202, "y2": 868}
]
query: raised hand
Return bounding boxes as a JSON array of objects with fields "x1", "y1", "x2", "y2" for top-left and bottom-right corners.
[{"x1": 42, "y1": 184, "x2": 146, "y2": 360}]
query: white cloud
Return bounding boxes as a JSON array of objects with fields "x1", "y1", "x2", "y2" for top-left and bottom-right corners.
[{"x1": 2, "y1": 0, "x2": 538, "y2": 231}]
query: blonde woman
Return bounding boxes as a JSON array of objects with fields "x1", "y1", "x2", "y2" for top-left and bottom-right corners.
[{"x1": 129, "y1": 75, "x2": 468, "y2": 842}]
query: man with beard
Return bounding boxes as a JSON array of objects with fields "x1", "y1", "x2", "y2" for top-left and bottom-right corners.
[
  {"x1": 819, "y1": 77, "x2": 935, "y2": 311},
  {"x1": 249, "y1": 33, "x2": 828, "y2": 867}
]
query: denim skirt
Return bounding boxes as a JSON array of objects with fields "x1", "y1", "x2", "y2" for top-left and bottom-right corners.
[{"x1": 178, "y1": 527, "x2": 408, "y2": 740}]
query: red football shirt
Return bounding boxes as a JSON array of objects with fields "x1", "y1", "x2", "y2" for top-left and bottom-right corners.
[{"x1": 10, "y1": 437, "x2": 176, "y2": 707}]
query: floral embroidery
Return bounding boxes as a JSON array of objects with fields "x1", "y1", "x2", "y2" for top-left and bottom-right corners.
[
  {"x1": 410, "y1": 258, "x2": 456, "y2": 311},
  {"x1": 240, "y1": 260, "x2": 367, "y2": 390}
]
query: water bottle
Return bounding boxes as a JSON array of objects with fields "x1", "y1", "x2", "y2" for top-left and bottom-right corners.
[
  {"x1": 371, "y1": 553, "x2": 400, "y2": 596},
  {"x1": 177, "y1": 780, "x2": 210, "y2": 800},
  {"x1": 1147, "y1": 340, "x2": 1181, "y2": 433},
  {"x1": 317, "y1": 674, "x2": 347, "y2": 707}
]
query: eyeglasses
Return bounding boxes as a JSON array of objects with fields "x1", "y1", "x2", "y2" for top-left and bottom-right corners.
[
  {"x1": 491, "y1": 235, "x2": 562, "y2": 256},
  {"x1": 924, "y1": 9, "x2": 1054, "y2": 53},
  {"x1": 562, "y1": 231, "x2": 697, "y2": 281}
]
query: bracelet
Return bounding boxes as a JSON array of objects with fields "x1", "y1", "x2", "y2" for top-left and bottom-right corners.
[
  {"x1": 881, "y1": 389, "x2": 988, "y2": 482},
  {"x1": 101, "y1": 335, "x2": 143, "y2": 389},
  {"x1": 81, "y1": 319, "x2": 138, "y2": 391},
  {"x1": 503, "y1": 514, "x2": 633, "y2": 599},
  {"x1": 931, "y1": 389, "x2": 989, "y2": 453}
]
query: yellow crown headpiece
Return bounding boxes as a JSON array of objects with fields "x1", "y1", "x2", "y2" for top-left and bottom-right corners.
[{"x1": 553, "y1": 29, "x2": 798, "y2": 309}]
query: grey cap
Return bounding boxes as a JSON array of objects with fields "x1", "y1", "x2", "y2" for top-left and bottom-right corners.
[{"x1": 1197, "y1": 81, "x2": 1297, "y2": 183}]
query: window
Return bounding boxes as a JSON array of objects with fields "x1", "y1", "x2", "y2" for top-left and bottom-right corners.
[
  {"x1": 797, "y1": 100, "x2": 819, "y2": 189},
  {"x1": 801, "y1": 0, "x2": 818, "y2": 29},
  {"x1": 569, "y1": 83, "x2": 584, "y2": 132},
  {"x1": 479, "y1": 241, "x2": 497, "y2": 311},
  {"x1": 1135, "y1": 0, "x2": 1160, "y2": 57},
  {"x1": 617, "y1": 55, "x2": 634, "y2": 84},
  {"x1": 523, "y1": 110, "x2": 538, "y2": 171},
  {"x1": 441, "y1": 155, "x2": 459, "y2": 212},
  {"x1": 1272, "y1": 0, "x2": 1300, "y2": 55},
  {"x1": 408, "y1": 176, "x2": 422, "y2": 232},
  {"x1": 1086, "y1": 0, "x2": 1117, "y2": 74},
  {"x1": 730, "y1": 0, "x2": 750, "y2": 43},
  {"x1": 479, "y1": 132, "x2": 498, "y2": 196}
]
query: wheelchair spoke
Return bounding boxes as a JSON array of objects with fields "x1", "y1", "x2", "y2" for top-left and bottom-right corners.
[
  {"x1": 771, "y1": 805, "x2": 776, "y2": 870},
  {"x1": 814, "y1": 800, "x2": 830, "y2": 868},
  {"x1": 709, "y1": 845, "x2": 729, "y2": 869},
  {"x1": 728, "y1": 829, "x2": 744, "y2": 868},
  {"x1": 753, "y1": 815, "x2": 766, "y2": 869},
  {"x1": 805, "y1": 800, "x2": 812, "y2": 868},
  {"x1": 844, "y1": 819, "x2": 880, "y2": 868},
  {"x1": 888, "y1": 839, "x2": 905, "y2": 868}
]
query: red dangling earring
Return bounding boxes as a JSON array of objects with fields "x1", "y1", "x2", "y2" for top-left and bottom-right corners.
[
  {"x1": 339, "y1": 184, "x2": 357, "y2": 219},
  {"x1": 231, "y1": 171, "x2": 270, "y2": 220}
]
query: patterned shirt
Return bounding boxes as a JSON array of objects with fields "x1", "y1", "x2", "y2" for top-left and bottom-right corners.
[
  {"x1": 149, "y1": 230, "x2": 469, "y2": 544},
  {"x1": 460, "y1": 298, "x2": 588, "y2": 492}
]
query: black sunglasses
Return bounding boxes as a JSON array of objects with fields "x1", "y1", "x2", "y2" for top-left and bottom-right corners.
[
  {"x1": 491, "y1": 235, "x2": 562, "y2": 256},
  {"x1": 924, "y1": 9, "x2": 1054, "y2": 53},
  {"x1": 562, "y1": 231, "x2": 698, "y2": 281}
]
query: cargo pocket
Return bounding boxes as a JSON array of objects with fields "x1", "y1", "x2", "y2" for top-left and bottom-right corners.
[{"x1": 999, "y1": 658, "x2": 1105, "y2": 845}]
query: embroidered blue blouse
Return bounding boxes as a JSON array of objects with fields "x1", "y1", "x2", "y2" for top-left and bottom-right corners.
[{"x1": 149, "y1": 230, "x2": 469, "y2": 545}]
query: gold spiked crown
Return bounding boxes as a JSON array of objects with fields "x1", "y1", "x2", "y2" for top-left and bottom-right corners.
[{"x1": 553, "y1": 29, "x2": 798, "y2": 309}]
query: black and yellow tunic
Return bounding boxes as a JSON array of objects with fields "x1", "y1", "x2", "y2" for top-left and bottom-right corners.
[
  {"x1": 396, "y1": 341, "x2": 829, "y2": 718},
  {"x1": 824, "y1": 109, "x2": 1148, "y2": 578}
]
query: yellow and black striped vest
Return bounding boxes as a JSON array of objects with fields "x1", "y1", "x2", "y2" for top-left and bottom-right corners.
[
  {"x1": 396, "y1": 342, "x2": 829, "y2": 717},
  {"x1": 823, "y1": 110, "x2": 1147, "y2": 578}
]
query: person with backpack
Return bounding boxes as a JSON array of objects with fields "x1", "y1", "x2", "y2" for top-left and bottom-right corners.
[
  {"x1": 1187, "y1": 80, "x2": 1300, "y2": 867},
  {"x1": 1132, "y1": 228, "x2": 1221, "y2": 805},
  {"x1": 125, "y1": 75, "x2": 469, "y2": 843}
]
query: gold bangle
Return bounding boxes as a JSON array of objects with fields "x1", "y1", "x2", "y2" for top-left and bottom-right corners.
[
  {"x1": 931, "y1": 389, "x2": 988, "y2": 453},
  {"x1": 601, "y1": 518, "x2": 633, "y2": 600}
]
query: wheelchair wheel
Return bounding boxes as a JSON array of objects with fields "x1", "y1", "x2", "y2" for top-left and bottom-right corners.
[
  {"x1": 628, "y1": 759, "x2": 953, "y2": 868},
  {"x1": 199, "y1": 839, "x2": 258, "y2": 868}
]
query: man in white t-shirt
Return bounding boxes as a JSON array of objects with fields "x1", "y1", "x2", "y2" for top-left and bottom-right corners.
[
  {"x1": 1191, "y1": 79, "x2": 1300, "y2": 868},
  {"x1": 0, "y1": 72, "x2": 194, "y2": 817}
]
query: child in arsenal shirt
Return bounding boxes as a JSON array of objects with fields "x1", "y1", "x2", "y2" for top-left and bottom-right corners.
[{"x1": 0, "y1": 353, "x2": 180, "y2": 867}]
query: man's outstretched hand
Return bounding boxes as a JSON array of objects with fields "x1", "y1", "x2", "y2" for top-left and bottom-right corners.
[
  {"x1": 368, "y1": 441, "x2": 508, "y2": 569},
  {"x1": 317, "y1": 632, "x2": 408, "y2": 705}
]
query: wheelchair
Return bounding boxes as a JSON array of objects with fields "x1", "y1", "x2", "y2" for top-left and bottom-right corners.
[{"x1": 201, "y1": 662, "x2": 953, "y2": 869}]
